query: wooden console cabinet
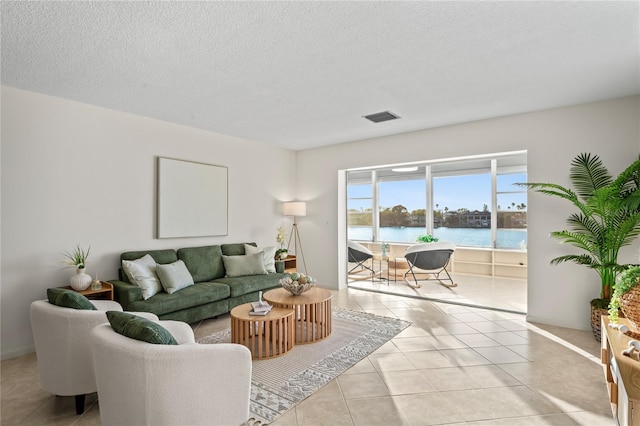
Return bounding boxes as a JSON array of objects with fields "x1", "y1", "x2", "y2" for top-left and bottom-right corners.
[{"x1": 601, "y1": 316, "x2": 640, "y2": 425}]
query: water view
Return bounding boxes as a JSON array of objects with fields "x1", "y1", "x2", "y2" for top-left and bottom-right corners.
[{"x1": 348, "y1": 226, "x2": 527, "y2": 250}]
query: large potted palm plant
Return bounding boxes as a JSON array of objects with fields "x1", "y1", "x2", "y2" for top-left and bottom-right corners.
[{"x1": 520, "y1": 153, "x2": 640, "y2": 340}]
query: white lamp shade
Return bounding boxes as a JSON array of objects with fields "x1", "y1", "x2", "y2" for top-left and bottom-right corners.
[{"x1": 284, "y1": 201, "x2": 306, "y2": 217}]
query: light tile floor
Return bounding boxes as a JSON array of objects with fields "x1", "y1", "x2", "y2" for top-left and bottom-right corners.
[{"x1": 1, "y1": 287, "x2": 613, "y2": 425}]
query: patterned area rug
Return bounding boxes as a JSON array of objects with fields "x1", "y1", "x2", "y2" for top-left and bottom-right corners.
[{"x1": 197, "y1": 308, "x2": 411, "y2": 424}]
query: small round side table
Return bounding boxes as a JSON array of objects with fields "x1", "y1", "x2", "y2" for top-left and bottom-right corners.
[{"x1": 230, "y1": 303, "x2": 295, "y2": 359}]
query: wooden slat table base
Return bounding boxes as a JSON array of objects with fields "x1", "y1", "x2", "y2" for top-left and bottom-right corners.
[
  {"x1": 230, "y1": 304, "x2": 294, "y2": 359},
  {"x1": 264, "y1": 288, "x2": 332, "y2": 344}
]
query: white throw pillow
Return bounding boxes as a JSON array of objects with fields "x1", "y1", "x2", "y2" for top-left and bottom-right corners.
[
  {"x1": 222, "y1": 252, "x2": 267, "y2": 277},
  {"x1": 122, "y1": 254, "x2": 163, "y2": 300},
  {"x1": 156, "y1": 260, "x2": 195, "y2": 294},
  {"x1": 244, "y1": 244, "x2": 277, "y2": 273}
]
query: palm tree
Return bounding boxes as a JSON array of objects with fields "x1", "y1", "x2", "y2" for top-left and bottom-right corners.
[{"x1": 520, "y1": 153, "x2": 640, "y2": 301}]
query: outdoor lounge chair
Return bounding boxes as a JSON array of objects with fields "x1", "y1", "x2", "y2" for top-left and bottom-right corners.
[
  {"x1": 347, "y1": 240, "x2": 377, "y2": 280},
  {"x1": 404, "y1": 242, "x2": 457, "y2": 288}
]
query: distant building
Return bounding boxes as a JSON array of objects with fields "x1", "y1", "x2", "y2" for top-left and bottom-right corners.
[
  {"x1": 459, "y1": 210, "x2": 491, "y2": 228},
  {"x1": 409, "y1": 214, "x2": 426, "y2": 226}
]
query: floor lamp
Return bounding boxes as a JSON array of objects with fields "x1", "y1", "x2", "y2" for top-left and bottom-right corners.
[{"x1": 284, "y1": 201, "x2": 308, "y2": 275}]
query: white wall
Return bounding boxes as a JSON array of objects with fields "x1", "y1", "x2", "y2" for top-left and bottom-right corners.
[
  {"x1": 2, "y1": 89, "x2": 638, "y2": 359},
  {"x1": 1, "y1": 87, "x2": 296, "y2": 359},
  {"x1": 296, "y1": 96, "x2": 640, "y2": 331}
]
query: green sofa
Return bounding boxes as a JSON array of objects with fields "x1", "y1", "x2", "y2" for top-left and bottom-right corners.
[{"x1": 108, "y1": 243, "x2": 286, "y2": 323}]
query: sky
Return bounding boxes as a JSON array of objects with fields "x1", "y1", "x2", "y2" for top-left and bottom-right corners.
[{"x1": 348, "y1": 173, "x2": 527, "y2": 212}]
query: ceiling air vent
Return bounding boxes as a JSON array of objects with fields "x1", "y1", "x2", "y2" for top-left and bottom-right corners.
[{"x1": 363, "y1": 111, "x2": 400, "y2": 123}]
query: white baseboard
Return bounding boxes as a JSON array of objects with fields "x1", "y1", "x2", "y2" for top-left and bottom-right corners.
[
  {"x1": 526, "y1": 314, "x2": 589, "y2": 331},
  {"x1": 1, "y1": 345, "x2": 35, "y2": 361}
]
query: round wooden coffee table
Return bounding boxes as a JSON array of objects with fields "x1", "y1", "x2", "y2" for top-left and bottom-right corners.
[
  {"x1": 230, "y1": 304, "x2": 295, "y2": 359},
  {"x1": 263, "y1": 287, "x2": 332, "y2": 344}
]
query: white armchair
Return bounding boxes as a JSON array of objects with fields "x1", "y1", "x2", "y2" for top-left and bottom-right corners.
[
  {"x1": 29, "y1": 299, "x2": 159, "y2": 414},
  {"x1": 90, "y1": 321, "x2": 252, "y2": 426}
]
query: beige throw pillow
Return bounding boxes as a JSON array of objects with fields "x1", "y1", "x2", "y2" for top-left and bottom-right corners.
[
  {"x1": 122, "y1": 254, "x2": 163, "y2": 300},
  {"x1": 156, "y1": 260, "x2": 195, "y2": 294},
  {"x1": 244, "y1": 244, "x2": 277, "y2": 273},
  {"x1": 222, "y1": 252, "x2": 267, "y2": 277}
]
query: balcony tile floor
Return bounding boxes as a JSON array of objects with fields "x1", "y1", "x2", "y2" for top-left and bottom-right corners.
[{"x1": 349, "y1": 270, "x2": 527, "y2": 314}]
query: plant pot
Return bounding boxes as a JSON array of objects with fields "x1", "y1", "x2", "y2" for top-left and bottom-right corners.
[
  {"x1": 590, "y1": 305, "x2": 608, "y2": 342},
  {"x1": 70, "y1": 268, "x2": 92, "y2": 291}
]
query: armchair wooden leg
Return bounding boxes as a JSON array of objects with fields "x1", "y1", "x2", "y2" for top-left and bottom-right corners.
[{"x1": 75, "y1": 394, "x2": 85, "y2": 415}]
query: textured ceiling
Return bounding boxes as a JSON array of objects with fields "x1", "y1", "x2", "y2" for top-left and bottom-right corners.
[{"x1": 2, "y1": 1, "x2": 639, "y2": 150}]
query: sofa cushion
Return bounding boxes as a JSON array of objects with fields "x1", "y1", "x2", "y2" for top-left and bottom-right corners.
[
  {"x1": 177, "y1": 245, "x2": 224, "y2": 282},
  {"x1": 120, "y1": 250, "x2": 178, "y2": 283},
  {"x1": 222, "y1": 253, "x2": 267, "y2": 277},
  {"x1": 127, "y1": 282, "x2": 231, "y2": 316},
  {"x1": 156, "y1": 260, "x2": 195, "y2": 294},
  {"x1": 47, "y1": 288, "x2": 97, "y2": 310},
  {"x1": 121, "y1": 254, "x2": 162, "y2": 299},
  {"x1": 244, "y1": 244, "x2": 277, "y2": 273},
  {"x1": 214, "y1": 274, "x2": 284, "y2": 298},
  {"x1": 221, "y1": 242, "x2": 256, "y2": 256},
  {"x1": 106, "y1": 311, "x2": 178, "y2": 345}
]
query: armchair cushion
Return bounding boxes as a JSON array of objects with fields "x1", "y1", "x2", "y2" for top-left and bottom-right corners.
[
  {"x1": 47, "y1": 288, "x2": 96, "y2": 310},
  {"x1": 106, "y1": 311, "x2": 178, "y2": 345},
  {"x1": 347, "y1": 240, "x2": 373, "y2": 256}
]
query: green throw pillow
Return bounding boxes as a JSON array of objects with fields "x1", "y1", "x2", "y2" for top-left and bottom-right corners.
[
  {"x1": 47, "y1": 288, "x2": 97, "y2": 310},
  {"x1": 106, "y1": 311, "x2": 178, "y2": 345}
]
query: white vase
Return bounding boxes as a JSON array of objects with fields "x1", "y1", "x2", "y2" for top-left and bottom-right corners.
[{"x1": 70, "y1": 268, "x2": 92, "y2": 291}]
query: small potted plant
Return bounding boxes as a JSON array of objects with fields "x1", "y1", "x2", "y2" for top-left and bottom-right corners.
[
  {"x1": 62, "y1": 244, "x2": 92, "y2": 291},
  {"x1": 275, "y1": 248, "x2": 288, "y2": 260},
  {"x1": 609, "y1": 266, "x2": 640, "y2": 330},
  {"x1": 275, "y1": 227, "x2": 288, "y2": 260},
  {"x1": 62, "y1": 244, "x2": 90, "y2": 269},
  {"x1": 416, "y1": 234, "x2": 439, "y2": 243}
]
